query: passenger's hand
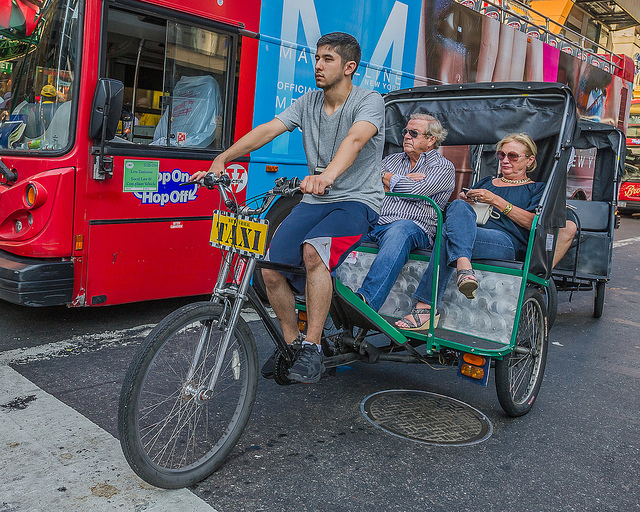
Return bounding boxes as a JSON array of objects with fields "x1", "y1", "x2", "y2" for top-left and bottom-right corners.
[
  {"x1": 190, "y1": 157, "x2": 226, "y2": 182},
  {"x1": 465, "y1": 188, "x2": 496, "y2": 205},
  {"x1": 300, "y1": 174, "x2": 333, "y2": 195},
  {"x1": 406, "y1": 172, "x2": 426, "y2": 181}
]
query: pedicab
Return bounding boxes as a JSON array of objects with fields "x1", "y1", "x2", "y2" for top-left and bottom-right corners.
[
  {"x1": 117, "y1": 82, "x2": 577, "y2": 489},
  {"x1": 551, "y1": 120, "x2": 625, "y2": 320}
]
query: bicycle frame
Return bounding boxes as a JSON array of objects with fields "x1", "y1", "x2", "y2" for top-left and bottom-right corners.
[
  {"x1": 193, "y1": 168, "x2": 553, "y2": 402},
  {"x1": 186, "y1": 178, "x2": 302, "y2": 395}
]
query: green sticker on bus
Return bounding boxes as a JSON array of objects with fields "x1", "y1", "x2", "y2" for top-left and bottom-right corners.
[{"x1": 123, "y1": 160, "x2": 159, "y2": 192}]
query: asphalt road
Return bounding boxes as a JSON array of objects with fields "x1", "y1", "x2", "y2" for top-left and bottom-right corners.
[{"x1": 2, "y1": 218, "x2": 640, "y2": 511}]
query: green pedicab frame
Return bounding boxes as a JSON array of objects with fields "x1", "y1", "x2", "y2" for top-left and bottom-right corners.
[{"x1": 334, "y1": 193, "x2": 547, "y2": 360}]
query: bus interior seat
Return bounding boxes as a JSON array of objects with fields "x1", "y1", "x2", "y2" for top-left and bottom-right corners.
[
  {"x1": 152, "y1": 75, "x2": 221, "y2": 148},
  {"x1": 40, "y1": 102, "x2": 60, "y2": 131},
  {"x1": 41, "y1": 101, "x2": 71, "y2": 149}
]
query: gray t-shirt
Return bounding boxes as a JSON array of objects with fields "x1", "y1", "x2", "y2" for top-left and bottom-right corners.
[{"x1": 276, "y1": 85, "x2": 385, "y2": 213}]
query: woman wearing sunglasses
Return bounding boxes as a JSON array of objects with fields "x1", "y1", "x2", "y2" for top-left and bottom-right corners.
[{"x1": 396, "y1": 132, "x2": 545, "y2": 331}]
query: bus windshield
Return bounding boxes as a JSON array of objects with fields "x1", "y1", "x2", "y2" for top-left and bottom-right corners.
[
  {"x1": 627, "y1": 126, "x2": 640, "y2": 138},
  {"x1": 625, "y1": 148, "x2": 640, "y2": 182},
  {"x1": 0, "y1": 0, "x2": 79, "y2": 152}
]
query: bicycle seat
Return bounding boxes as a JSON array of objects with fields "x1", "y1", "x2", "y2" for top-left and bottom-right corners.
[{"x1": 255, "y1": 260, "x2": 306, "y2": 275}]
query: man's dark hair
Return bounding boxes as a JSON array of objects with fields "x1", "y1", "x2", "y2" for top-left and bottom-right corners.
[{"x1": 316, "y1": 32, "x2": 361, "y2": 75}]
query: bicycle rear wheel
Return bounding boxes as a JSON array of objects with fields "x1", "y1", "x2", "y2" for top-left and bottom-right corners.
[
  {"x1": 495, "y1": 287, "x2": 548, "y2": 417},
  {"x1": 118, "y1": 302, "x2": 258, "y2": 489}
]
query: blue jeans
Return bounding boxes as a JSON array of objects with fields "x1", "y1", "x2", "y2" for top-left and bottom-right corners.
[
  {"x1": 357, "y1": 220, "x2": 431, "y2": 312},
  {"x1": 413, "y1": 200, "x2": 516, "y2": 309}
]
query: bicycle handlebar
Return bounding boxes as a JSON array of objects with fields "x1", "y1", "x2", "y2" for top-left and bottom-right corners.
[{"x1": 189, "y1": 174, "x2": 306, "y2": 216}]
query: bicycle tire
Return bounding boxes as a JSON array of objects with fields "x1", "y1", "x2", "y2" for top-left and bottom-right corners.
[
  {"x1": 118, "y1": 302, "x2": 258, "y2": 489},
  {"x1": 546, "y1": 279, "x2": 558, "y2": 330},
  {"x1": 593, "y1": 280, "x2": 605, "y2": 318},
  {"x1": 495, "y1": 287, "x2": 548, "y2": 417}
]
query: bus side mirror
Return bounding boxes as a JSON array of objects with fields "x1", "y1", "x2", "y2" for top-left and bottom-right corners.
[{"x1": 89, "y1": 78, "x2": 124, "y2": 141}]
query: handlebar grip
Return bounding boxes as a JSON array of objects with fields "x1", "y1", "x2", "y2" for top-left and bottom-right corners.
[
  {"x1": 203, "y1": 173, "x2": 231, "y2": 189},
  {"x1": 189, "y1": 173, "x2": 231, "y2": 190},
  {"x1": 313, "y1": 185, "x2": 331, "y2": 196}
]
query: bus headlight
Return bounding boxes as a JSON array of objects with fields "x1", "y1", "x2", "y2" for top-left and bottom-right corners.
[{"x1": 24, "y1": 182, "x2": 47, "y2": 209}]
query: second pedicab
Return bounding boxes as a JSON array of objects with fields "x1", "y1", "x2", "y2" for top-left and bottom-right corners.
[{"x1": 551, "y1": 120, "x2": 625, "y2": 320}]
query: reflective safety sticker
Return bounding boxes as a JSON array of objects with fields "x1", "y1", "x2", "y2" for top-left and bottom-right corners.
[{"x1": 546, "y1": 233, "x2": 554, "y2": 251}]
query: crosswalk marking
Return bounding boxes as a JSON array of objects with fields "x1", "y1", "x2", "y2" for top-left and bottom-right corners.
[
  {"x1": 1, "y1": 325, "x2": 153, "y2": 365},
  {"x1": 0, "y1": 366, "x2": 217, "y2": 511},
  {"x1": 2, "y1": 306, "x2": 274, "y2": 366},
  {"x1": 613, "y1": 236, "x2": 640, "y2": 248}
]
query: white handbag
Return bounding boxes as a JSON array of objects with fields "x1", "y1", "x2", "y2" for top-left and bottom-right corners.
[{"x1": 471, "y1": 202, "x2": 494, "y2": 225}]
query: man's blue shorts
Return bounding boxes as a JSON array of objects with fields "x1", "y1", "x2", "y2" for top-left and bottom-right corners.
[{"x1": 266, "y1": 200, "x2": 378, "y2": 293}]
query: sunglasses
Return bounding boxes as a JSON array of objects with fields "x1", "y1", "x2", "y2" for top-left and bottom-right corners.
[
  {"x1": 402, "y1": 128, "x2": 431, "y2": 139},
  {"x1": 495, "y1": 150, "x2": 528, "y2": 163}
]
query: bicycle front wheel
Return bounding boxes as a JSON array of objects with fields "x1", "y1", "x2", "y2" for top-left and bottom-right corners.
[{"x1": 118, "y1": 302, "x2": 258, "y2": 489}]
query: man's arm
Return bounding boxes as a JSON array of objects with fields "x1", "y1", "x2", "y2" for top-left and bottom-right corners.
[
  {"x1": 191, "y1": 118, "x2": 288, "y2": 181},
  {"x1": 388, "y1": 157, "x2": 455, "y2": 198},
  {"x1": 300, "y1": 120, "x2": 378, "y2": 195}
]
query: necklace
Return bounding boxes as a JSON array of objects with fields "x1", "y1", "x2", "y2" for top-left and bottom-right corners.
[
  {"x1": 315, "y1": 88, "x2": 353, "y2": 173},
  {"x1": 500, "y1": 176, "x2": 531, "y2": 184}
]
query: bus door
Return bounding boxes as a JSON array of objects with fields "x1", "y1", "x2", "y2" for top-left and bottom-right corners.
[{"x1": 82, "y1": 3, "x2": 242, "y2": 306}]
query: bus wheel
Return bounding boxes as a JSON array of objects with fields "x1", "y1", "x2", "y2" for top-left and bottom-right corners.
[
  {"x1": 495, "y1": 287, "x2": 548, "y2": 417},
  {"x1": 253, "y1": 194, "x2": 302, "y2": 301},
  {"x1": 118, "y1": 302, "x2": 258, "y2": 489}
]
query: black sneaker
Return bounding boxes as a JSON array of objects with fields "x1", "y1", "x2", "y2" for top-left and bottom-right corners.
[{"x1": 287, "y1": 344, "x2": 324, "y2": 384}]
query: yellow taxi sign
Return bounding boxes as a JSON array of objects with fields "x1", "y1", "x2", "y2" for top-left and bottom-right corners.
[{"x1": 210, "y1": 211, "x2": 269, "y2": 258}]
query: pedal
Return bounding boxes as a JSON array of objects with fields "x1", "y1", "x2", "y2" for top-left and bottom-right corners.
[{"x1": 273, "y1": 351, "x2": 296, "y2": 386}]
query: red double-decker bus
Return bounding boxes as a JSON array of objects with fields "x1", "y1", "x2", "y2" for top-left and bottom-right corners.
[
  {"x1": 619, "y1": 99, "x2": 640, "y2": 215},
  {"x1": 0, "y1": 0, "x2": 632, "y2": 307}
]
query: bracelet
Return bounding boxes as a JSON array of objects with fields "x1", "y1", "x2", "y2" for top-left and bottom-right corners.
[{"x1": 502, "y1": 202, "x2": 513, "y2": 215}]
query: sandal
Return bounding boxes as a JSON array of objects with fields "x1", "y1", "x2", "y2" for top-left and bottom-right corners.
[
  {"x1": 395, "y1": 308, "x2": 440, "y2": 332},
  {"x1": 457, "y1": 268, "x2": 478, "y2": 299},
  {"x1": 355, "y1": 292, "x2": 368, "y2": 305}
]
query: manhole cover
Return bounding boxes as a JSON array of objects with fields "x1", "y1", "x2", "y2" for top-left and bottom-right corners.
[{"x1": 361, "y1": 390, "x2": 492, "y2": 446}]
